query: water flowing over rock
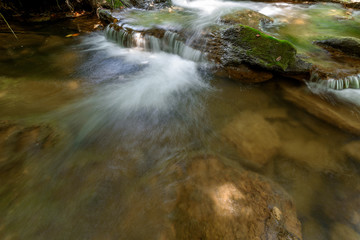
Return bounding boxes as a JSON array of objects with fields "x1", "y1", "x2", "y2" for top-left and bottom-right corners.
[
  {"x1": 220, "y1": 9, "x2": 274, "y2": 30},
  {"x1": 98, "y1": 9, "x2": 311, "y2": 83},
  {"x1": 316, "y1": 74, "x2": 360, "y2": 90}
]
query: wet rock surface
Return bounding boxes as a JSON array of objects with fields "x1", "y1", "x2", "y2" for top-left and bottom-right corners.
[
  {"x1": 220, "y1": 9, "x2": 274, "y2": 30},
  {"x1": 315, "y1": 37, "x2": 360, "y2": 58},
  {"x1": 220, "y1": 25, "x2": 310, "y2": 73}
]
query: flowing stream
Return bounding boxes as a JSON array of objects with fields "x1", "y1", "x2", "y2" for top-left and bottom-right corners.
[{"x1": 1, "y1": 0, "x2": 360, "y2": 239}]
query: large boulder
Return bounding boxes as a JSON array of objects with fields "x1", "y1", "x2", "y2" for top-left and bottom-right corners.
[
  {"x1": 170, "y1": 156, "x2": 302, "y2": 240},
  {"x1": 206, "y1": 24, "x2": 311, "y2": 82},
  {"x1": 221, "y1": 25, "x2": 302, "y2": 73}
]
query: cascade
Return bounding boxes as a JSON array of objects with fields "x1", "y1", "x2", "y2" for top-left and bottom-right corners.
[
  {"x1": 320, "y1": 74, "x2": 360, "y2": 90},
  {"x1": 104, "y1": 25, "x2": 204, "y2": 62}
]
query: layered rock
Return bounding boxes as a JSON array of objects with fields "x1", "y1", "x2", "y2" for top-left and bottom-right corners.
[{"x1": 281, "y1": 82, "x2": 360, "y2": 135}]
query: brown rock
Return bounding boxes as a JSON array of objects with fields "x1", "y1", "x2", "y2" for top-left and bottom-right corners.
[
  {"x1": 281, "y1": 83, "x2": 360, "y2": 135},
  {"x1": 218, "y1": 65, "x2": 273, "y2": 83},
  {"x1": 169, "y1": 156, "x2": 303, "y2": 240},
  {"x1": 281, "y1": 139, "x2": 342, "y2": 172},
  {"x1": 222, "y1": 111, "x2": 281, "y2": 167},
  {"x1": 342, "y1": 141, "x2": 360, "y2": 162}
]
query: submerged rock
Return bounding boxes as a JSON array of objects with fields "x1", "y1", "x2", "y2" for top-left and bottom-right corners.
[
  {"x1": 342, "y1": 141, "x2": 360, "y2": 163},
  {"x1": 315, "y1": 37, "x2": 360, "y2": 58},
  {"x1": 222, "y1": 111, "x2": 280, "y2": 167},
  {"x1": 281, "y1": 139, "x2": 342, "y2": 172},
  {"x1": 330, "y1": 223, "x2": 360, "y2": 240},
  {"x1": 171, "y1": 156, "x2": 302, "y2": 240},
  {"x1": 0, "y1": 121, "x2": 58, "y2": 155},
  {"x1": 141, "y1": 155, "x2": 303, "y2": 240}
]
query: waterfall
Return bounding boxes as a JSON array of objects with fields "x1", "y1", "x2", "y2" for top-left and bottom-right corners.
[
  {"x1": 314, "y1": 74, "x2": 360, "y2": 90},
  {"x1": 104, "y1": 25, "x2": 205, "y2": 62}
]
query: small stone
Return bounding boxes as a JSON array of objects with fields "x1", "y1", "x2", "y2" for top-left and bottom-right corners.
[{"x1": 272, "y1": 206, "x2": 282, "y2": 221}]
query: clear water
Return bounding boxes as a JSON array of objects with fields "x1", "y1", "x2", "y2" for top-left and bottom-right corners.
[{"x1": 0, "y1": 1, "x2": 360, "y2": 240}]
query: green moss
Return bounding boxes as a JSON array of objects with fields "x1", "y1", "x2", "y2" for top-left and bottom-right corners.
[{"x1": 224, "y1": 25, "x2": 297, "y2": 71}]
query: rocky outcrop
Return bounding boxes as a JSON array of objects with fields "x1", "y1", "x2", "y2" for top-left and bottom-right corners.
[{"x1": 315, "y1": 37, "x2": 360, "y2": 58}]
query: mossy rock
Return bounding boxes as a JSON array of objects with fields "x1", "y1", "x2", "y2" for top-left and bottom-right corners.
[
  {"x1": 222, "y1": 25, "x2": 298, "y2": 72},
  {"x1": 220, "y1": 10, "x2": 273, "y2": 30}
]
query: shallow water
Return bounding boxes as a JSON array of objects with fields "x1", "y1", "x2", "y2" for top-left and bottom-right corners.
[{"x1": 1, "y1": 1, "x2": 360, "y2": 239}]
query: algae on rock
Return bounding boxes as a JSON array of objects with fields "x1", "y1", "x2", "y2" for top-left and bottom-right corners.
[{"x1": 222, "y1": 25, "x2": 298, "y2": 72}]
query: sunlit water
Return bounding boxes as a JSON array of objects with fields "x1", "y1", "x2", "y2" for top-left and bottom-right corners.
[{"x1": 0, "y1": 1, "x2": 360, "y2": 239}]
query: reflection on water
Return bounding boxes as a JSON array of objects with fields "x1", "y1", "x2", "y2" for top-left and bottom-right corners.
[{"x1": 0, "y1": 1, "x2": 360, "y2": 239}]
